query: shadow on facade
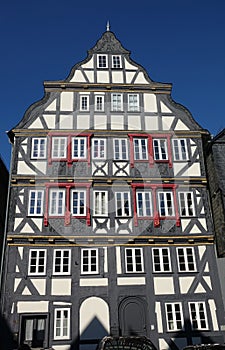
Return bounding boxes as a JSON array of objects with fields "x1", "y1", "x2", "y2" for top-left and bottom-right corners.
[
  {"x1": 69, "y1": 318, "x2": 224, "y2": 350},
  {"x1": 0, "y1": 312, "x2": 16, "y2": 350},
  {"x1": 70, "y1": 316, "x2": 108, "y2": 350}
]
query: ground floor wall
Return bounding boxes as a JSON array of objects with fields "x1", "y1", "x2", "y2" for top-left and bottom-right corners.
[{"x1": 1, "y1": 243, "x2": 225, "y2": 349}]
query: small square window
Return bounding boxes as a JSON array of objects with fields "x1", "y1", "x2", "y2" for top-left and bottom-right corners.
[
  {"x1": 54, "y1": 308, "x2": 70, "y2": 339},
  {"x1": 28, "y1": 190, "x2": 44, "y2": 216},
  {"x1": 128, "y1": 94, "x2": 139, "y2": 111},
  {"x1": 95, "y1": 95, "x2": 104, "y2": 111},
  {"x1": 115, "y1": 192, "x2": 131, "y2": 216},
  {"x1": 51, "y1": 137, "x2": 67, "y2": 159},
  {"x1": 71, "y1": 189, "x2": 86, "y2": 216},
  {"x1": 80, "y1": 95, "x2": 89, "y2": 111},
  {"x1": 113, "y1": 139, "x2": 128, "y2": 160},
  {"x1": 81, "y1": 248, "x2": 98, "y2": 274},
  {"x1": 53, "y1": 249, "x2": 71, "y2": 275},
  {"x1": 97, "y1": 55, "x2": 107, "y2": 68},
  {"x1": 92, "y1": 139, "x2": 106, "y2": 159},
  {"x1": 125, "y1": 248, "x2": 144, "y2": 273},
  {"x1": 111, "y1": 93, "x2": 123, "y2": 111},
  {"x1": 49, "y1": 189, "x2": 66, "y2": 216},
  {"x1": 72, "y1": 137, "x2": 87, "y2": 159},
  {"x1": 112, "y1": 55, "x2": 121, "y2": 68},
  {"x1": 31, "y1": 138, "x2": 47, "y2": 159},
  {"x1": 28, "y1": 249, "x2": 47, "y2": 275}
]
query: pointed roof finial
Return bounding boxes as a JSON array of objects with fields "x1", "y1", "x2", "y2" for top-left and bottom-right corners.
[{"x1": 106, "y1": 20, "x2": 110, "y2": 32}]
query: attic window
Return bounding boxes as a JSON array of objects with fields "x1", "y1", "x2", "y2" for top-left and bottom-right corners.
[
  {"x1": 112, "y1": 55, "x2": 121, "y2": 68},
  {"x1": 97, "y1": 55, "x2": 108, "y2": 68}
]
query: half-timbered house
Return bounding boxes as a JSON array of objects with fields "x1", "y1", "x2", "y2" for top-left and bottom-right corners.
[{"x1": 1, "y1": 26, "x2": 225, "y2": 350}]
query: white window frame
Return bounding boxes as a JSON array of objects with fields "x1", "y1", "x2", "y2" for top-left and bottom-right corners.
[
  {"x1": 153, "y1": 139, "x2": 168, "y2": 160},
  {"x1": 80, "y1": 95, "x2": 89, "y2": 111},
  {"x1": 72, "y1": 137, "x2": 87, "y2": 159},
  {"x1": 53, "y1": 249, "x2": 71, "y2": 275},
  {"x1": 172, "y1": 138, "x2": 188, "y2": 161},
  {"x1": 95, "y1": 95, "x2": 104, "y2": 111},
  {"x1": 178, "y1": 192, "x2": 195, "y2": 216},
  {"x1": 115, "y1": 192, "x2": 131, "y2": 217},
  {"x1": 81, "y1": 248, "x2": 99, "y2": 274},
  {"x1": 188, "y1": 302, "x2": 208, "y2": 330},
  {"x1": 136, "y1": 191, "x2": 152, "y2": 217},
  {"x1": 93, "y1": 191, "x2": 108, "y2": 216},
  {"x1": 128, "y1": 94, "x2": 139, "y2": 111},
  {"x1": 71, "y1": 189, "x2": 86, "y2": 216},
  {"x1": 177, "y1": 247, "x2": 196, "y2": 272},
  {"x1": 54, "y1": 308, "x2": 70, "y2": 339},
  {"x1": 158, "y1": 191, "x2": 175, "y2": 216},
  {"x1": 92, "y1": 139, "x2": 106, "y2": 159},
  {"x1": 165, "y1": 303, "x2": 184, "y2": 331},
  {"x1": 51, "y1": 137, "x2": 67, "y2": 159},
  {"x1": 97, "y1": 54, "x2": 108, "y2": 68},
  {"x1": 125, "y1": 248, "x2": 144, "y2": 273},
  {"x1": 28, "y1": 190, "x2": 44, "y2": 216},
  {"x1": 49, "y1": 189, "x2": 66, "y2": 216},
  {"x1": 111, "y1": 93, "x2": 123, "y2": 111},
  {"x1": 133, "y1": 138, "x2": 148, "y2": 160},
  {"x1": 112, "y1": 55, "x2": 122, "y2": 68},
  {"x1": 113, "y1": 139, "x2": 128, "y2": 160},
  {"x1": 28, "y1": 249, "x2": 47, "y2": 275},
  {"x1": 31, "y1": 138, "x2": 47, "y2": 159},
  {"x1": 152, "y1": 248, "x2": 172, "y2": 272}
]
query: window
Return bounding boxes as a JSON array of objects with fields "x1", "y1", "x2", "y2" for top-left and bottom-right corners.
[
  {"x1": 173, "y1": 139, "x2": 188, "y2": 160},
  {"x1": 53, "y1": 249, "x2": 71, "y2": 275},
  {"x1": 28, "y1": 190, "x2": 44, "y2": 216},
  {"x1": 189, "y1": 302, "x2": 208, "y2": 330},
  {"x1": 179, "y1": 192, "x2": 195, "y2": 216},
  {"x1": 71, "y1": 190, "x2": 86, "y2": 216},
  {"x1": 54, "y1": 308, "x2": 70, "y2": 339},
  {"x1": 49, "y1": 189, "x2": 66, "y2": 216},
  {"x1": 72, "y1": 137, "x2": 87, "y2": 159},
  {"x1": 80, "y1": 95, "x2": 89, "y2": 111},
  {"x1": 128, "y1": 94, "x2": 139, "y2": 111},
  {"x1": 125, "y1": 248, "x2": 144, "y2": 273},
  {"x1": 153, "y1": 139, "x2": 168, "y2": 160},
  {"x1": 158, "y1": 192, "x2": 174, "y2": 216},
  {"x1": 92, "y1": 139, "x2": 106, "y2": 159},
  {"x1": 21, "y1": 315, "x2": 47, "y2": 348},
  {"x1": 95, "y1": 95, "x2": 104, "y2": 111},
  {"x1": 113, "y1": 139, "x2": 128, "y2": 160},
  {"x1": 28, "y1": 249, "x2": 46, "y2": 275},
  {"x1": 97, "y1": 55, "x2": 107, "y2": 68},
  {"x1": 177, "y1": 247, "x2": 196, "y2": 272},
  {"x1": 94, "y1": 191, "x2": 108, "y2": 216},
  {"x1": 133, "y1": 138, "x2": 148, "y2": 160},
  {"x1": 111, "y1": 93, "x2": 122, "y2": 111},
  {"x1": 112, "y1": 55, "x2": 121, "y2": 68},
  {"x1": 31, "y1": 138, "x2": 46, "y2": 159},
  {"x1": 152, "y1": 248, "x2": 171, "y2": 272},
  {"x1": 136, "y1": 191, "x2": 152, "y2": 217},
  {"x1": 81, "y1": 248, "x2": 98, "y2": 274},
  {"x1": 165, "y1": 303, "x2": 183, "y2": 331},
  {"x1": 115, "y1": 192, "x2": 131, "y2": 216},
  {"x1": 51, "y1": 137, "x2": 67, "y2": 159}
]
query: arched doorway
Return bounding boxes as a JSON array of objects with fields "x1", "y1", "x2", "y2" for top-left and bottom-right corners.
[{"x1": 119, "y1": 297, "x2": 147, "y2": 336}]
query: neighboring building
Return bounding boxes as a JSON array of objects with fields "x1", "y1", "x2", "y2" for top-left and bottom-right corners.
[
  {"x1": 205, "y1": 129, "x2": 225, "y2": 315},
  {"x1": 205, "y1": 129, "x2": 225, "y2": 257},
  {"x1": 1, "y1": 27, "x2": 225, "y2": 350},
  {"x1": 0, "y1": 157, "x2": 8, "y2": 256}
]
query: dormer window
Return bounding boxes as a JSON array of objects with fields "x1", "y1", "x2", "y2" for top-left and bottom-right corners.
[
  {"x1": 97, "y1": 55, "x2": 108, "y2": 68},
  {"x1": 112, "y1": 55, "x2": 121, "y2": 68}
]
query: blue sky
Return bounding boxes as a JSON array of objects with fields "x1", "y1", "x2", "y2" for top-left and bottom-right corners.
[{"x1": 1, "y1": 0, "x2": 225, "y2": 168}]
